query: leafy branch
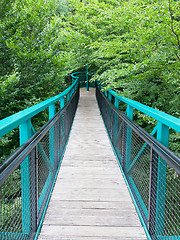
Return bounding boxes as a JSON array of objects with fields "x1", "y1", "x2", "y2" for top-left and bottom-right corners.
[{"x1": 168, "y1": 0, "x2": 180, "y2": 61}]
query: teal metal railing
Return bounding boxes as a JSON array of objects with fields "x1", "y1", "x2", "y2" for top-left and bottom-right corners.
[
  {"x1": 71, "y1": 71, "x2": 94, "y2": 90},
  {"x1": 0, "y1": 79, "x2": 79, "y2": 139},
  {"x1": 96, "y1": 84, "x2": 180, "y2": 240},
  {"x1": 0, "y1": 79, "x2": 79, "y2": 239},
  {"x1": 0, "y1": 70, "x2": 179, "y2": 240}
]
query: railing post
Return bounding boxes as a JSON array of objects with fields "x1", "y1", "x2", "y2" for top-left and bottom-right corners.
[
  {"x1": 108, "y1": 92, "x2": 112, "y2": 102},
  {"x1": 126, "y1": 105, "x2": 133, "y2": 172},
  {"x1": 114, "y1": 98, "x2": 119, "y2": 109},
  {"x1": 60, "y1": 97, "x2": 65, "y2": 109},
  {"x1": 154, "y1": 122, "x2": 169, "y2": 238},
  {"x1": 30, "y1": 146, "x2": 38, "y2": 236},
  {"x1": 49, "y1": 104, "x2": 56, "y2": 120},
  {"x1": 19, "y1": 119, "x2": 32, "y2": 235}
]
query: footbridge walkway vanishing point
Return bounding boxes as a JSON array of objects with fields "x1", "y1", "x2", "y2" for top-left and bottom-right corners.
[{"x1": 0, "y1": 72, "x2": 180, "y2": 240}]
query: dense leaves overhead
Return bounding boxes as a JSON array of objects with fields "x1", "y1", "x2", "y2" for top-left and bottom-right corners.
[
  {"x1": 1, "y1": 0, "x2": 179, "y2": 117},
  {"x1": 0, "y1": 0, "x2": 179, "y2": 159},
  {"x1": 64, "y1": 0, "x2": 180, "y2": 118},
  {"x1": 0, "y1": 0, "x2": 72, "y2": 119}
]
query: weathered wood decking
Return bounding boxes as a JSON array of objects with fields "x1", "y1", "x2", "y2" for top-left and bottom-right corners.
[{"x1": 38, "y1": 88, "x2": 147, "y2": 240}]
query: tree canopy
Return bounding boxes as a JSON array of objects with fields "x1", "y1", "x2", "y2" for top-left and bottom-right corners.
[
  {"x1": 63, "y1": 0, "x2": 180, "y2": 118},
  {"x1": 0, "y1": 0, "x2": 179, "y2": 159}
]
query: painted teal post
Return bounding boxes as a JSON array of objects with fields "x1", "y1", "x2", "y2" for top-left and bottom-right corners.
[
  {"x1": 19, "y1": 119, "x2": 32, "y2": 235},
  {"x1": 86, "y1": 64, "x2": 89, "y2": 91},
  {"x1": 105, "y1": 91, "x2": 107, "y2": 97},
  {"x1": 49, "y1": 104, "x2": 56, "y2": 171},
  {"x1": 114, "y1": 98, "x2": 119, "y2": 109},
  {"x1": 60, "y1": 97, "x2": 65, "y2": 109},
  {"x1": 49, "y1": 104, "x2": 56, "y2": 120},
  {"x1": 108, "y1": 92, "x2": 112, "y2": 102},
  {"x1": 155, "y1": 122, "x2": 169, "y2": 237},
  {"x1": 126, "y1": 105, "x2": 133, "y2": 172}
]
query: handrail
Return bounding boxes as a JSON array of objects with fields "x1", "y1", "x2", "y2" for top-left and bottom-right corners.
[
  {"x1": 107, "y1": 89, "x2": 180, "y2": 132},
  {"x1": 96, "y1": 86, "x2": 180, "y2": 240},
  {"x1": 0, "y1": 86, "x2": 80, "y2": 239},
  {"x1": 0, "y1": 79, "x2": 79, "y2": 138}
]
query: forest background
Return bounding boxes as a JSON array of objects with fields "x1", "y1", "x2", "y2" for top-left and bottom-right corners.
[{"x1": 0, "y1": 0, "x2": 179, "y2": 162}]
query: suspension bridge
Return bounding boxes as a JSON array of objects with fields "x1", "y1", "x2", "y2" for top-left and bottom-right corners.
[{"x1": 0, "y1": 72, "x2": 179, "y2": 240}]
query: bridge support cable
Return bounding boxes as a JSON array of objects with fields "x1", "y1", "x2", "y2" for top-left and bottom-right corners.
[
  {"x1": 96, "y1": 86, "x2": 180, "y2": 240},
  {"x1": 0, "y1": 85, "x2": 79, "y2": 240}
]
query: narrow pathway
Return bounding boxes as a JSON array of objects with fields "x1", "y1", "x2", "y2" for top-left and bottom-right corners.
[{"x1": 38, "y1": 88, "x2": 147, "y2": 240}]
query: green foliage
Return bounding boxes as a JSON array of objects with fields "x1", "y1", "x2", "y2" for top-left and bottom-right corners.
[
  {"x1": 0, "y1": 0, "x2": 72, "y2": 120},
  {"x1": 0, "y1": 0, "x2": 179, "y2": 159},
  {"x1": 61, "y1": 0, "x2": 180, "y2": 154},
  {"x1": 0, "y1": 0, "x2": 73, "y2": 162},
  {"x1": 64, "y1": 0, "x2": 179, "y2": 118}
]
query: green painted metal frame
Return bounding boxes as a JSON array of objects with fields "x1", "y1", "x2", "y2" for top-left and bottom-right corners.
[
  {"x1": 96, "y1": 85, "x2": 180, "y2": 240},
  {"x1": 0, "y1": 80, "x2": 79, "y2": 138},
  {"x1": 71, "y1": 71, "x2": 95, "y2": 90},
  {"x1": 106, "y1": 89, "x2": 180, "y2": 132},
  {"x1": 0, "y1": 78, "x2": 79, "y2": 238},
  {"x1": 98, "y1": 85, "x2": 180, "y2": 240}
]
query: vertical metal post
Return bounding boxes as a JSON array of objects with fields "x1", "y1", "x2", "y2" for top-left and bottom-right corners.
[
  {"x1": 126, "y1": 105, "x2": 133, "y2": 120},
  {"x1": 114, "y1": 98, "x2": 119, "y2": 109},
  {"x1": 86, "y1": 64, "x2": 89, "y2": 91},
  {"x1": 108, "y1": 92, "x2": 112, "y2": 102},
  {"x1": 155, "y1": 122, "x2": 169, "y2": 237},
  {"x1": 49, "y1": 104, "x2": 56, "y2": 120},
  {"x1": 30, "y1": 147, "x2": 37, "y2": 235},
  {"x1": 60, "y1": 97, "x2": 65, "y2": 109},
  {"x1": 19, "y1": 119, "x2": 32, "y2": 235},
  {"x1": 126, "y1": 105, "x2": 133, "y2": 172}
]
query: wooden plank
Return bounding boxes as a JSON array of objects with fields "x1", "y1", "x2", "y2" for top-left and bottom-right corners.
[
  {"x1": 39, "y1": 237, "x2": 146, "y2": 240},
  {"x1": 45, "y1": 200, "x2": 137, "y2": 211},
  {"x1": 39, "y1": 226, "x2": 146, "y2": 238},
  {"x1": 38, "y1": 88, "x2": 147, "y2": 240}
]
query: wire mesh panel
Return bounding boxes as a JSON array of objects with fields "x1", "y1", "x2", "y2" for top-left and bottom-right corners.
[
  {"x1": 96, "y1": 86, "x2": 180, "y2": 240},
  {"x1": 127, "y1": 129, "x2": 151, "y2": 219},
  {"x1": 148, "y1": 151, "x2": 180, "y2": 240},
  {"x1": 0, "y1": 167, "x2": 23, "y2": 239},
  {"x1": 0, "y1": 86, "x2": 79, "y2": 240}
]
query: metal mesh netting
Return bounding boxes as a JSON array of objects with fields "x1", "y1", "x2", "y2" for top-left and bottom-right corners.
[
  {"x1": 96, "y1": 86, "x2": 180, "y2": 240},
  {"x1": 128, "y1": 130, "x2": 151, "y2": 211},
  {"x1": 149, "y1": 152, "x2": 180, "y2": 239},
  {"x1": 0, "y1": 168, "x2": 22, "y2": 236},
  {"x1": 0, "y1": 86, "x2": 79, "y2": 239}
]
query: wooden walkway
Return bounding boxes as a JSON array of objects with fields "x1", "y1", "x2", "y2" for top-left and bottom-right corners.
[{"x1": 38, "y1": 88, "x2": 147, "y2": 240}]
